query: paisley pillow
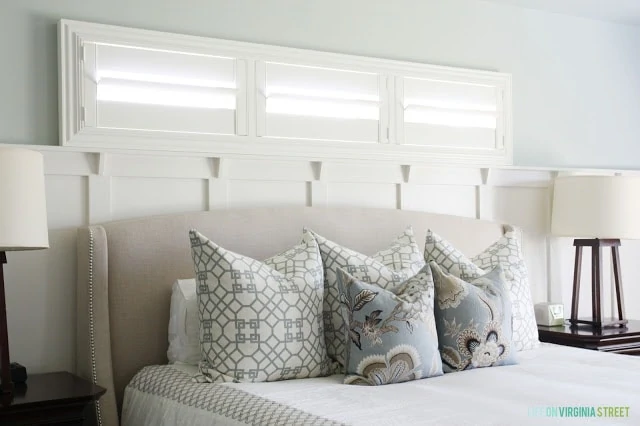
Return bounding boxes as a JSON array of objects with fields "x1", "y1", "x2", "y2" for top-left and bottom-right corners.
[
  {"x1": 424, "y1": 227, "x2": 539, "y2": 351},
  {"x1": 429, "y1": 261, "x2": 517, "y2": 373},
  {"x1": 308, "y1": 227, "x2": 425, "y2": 369},
  {"x1": 337, "y1": 266, "x2": 443, "y2": 385}
]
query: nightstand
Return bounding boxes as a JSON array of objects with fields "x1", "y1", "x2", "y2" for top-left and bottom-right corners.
[
  {"x1": 0, "y1": 372, "x2": 106, "y2": 425},
  {"x1": 538, "y1": 319, "x2": 640, "y2": 355}
]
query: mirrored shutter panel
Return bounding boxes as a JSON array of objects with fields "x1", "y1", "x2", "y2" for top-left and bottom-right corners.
[
  {"x1": 400, "y1": 76, "x2": 502, "y2": 150},
  {"x1": 258, "y1": 62, "x2": 381, "y2": 142},
  {"x1": 85, "y1": 43, "x2": 241, "y2": 135}
]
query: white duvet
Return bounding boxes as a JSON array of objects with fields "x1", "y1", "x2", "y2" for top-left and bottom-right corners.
[{"x1": 122, "y1": 344, "x2": 639, "y2": 425}]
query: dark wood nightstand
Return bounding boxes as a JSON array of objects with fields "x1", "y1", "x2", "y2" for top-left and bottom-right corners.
[
  {"x1": 0, "y1": 372, "x2": 106, "y2": 425},
  {"x1": 538, "y1": 319, "x2": 640, "y2": 355}
]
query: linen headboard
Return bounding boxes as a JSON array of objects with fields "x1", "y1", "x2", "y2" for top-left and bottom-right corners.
[{"x1": 76, "y1": 206, "x2": 506, "y2": 426}]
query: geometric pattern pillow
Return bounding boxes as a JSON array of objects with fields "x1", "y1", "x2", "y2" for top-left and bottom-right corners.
[
  {"x1": 424, "y1": 226, "x2": 539, "y2": 351},
  {"x1": 471, "y1": 226, "x2": 539, "y2": 351},
  {"x1": 429, "y1": 261, "x2": 517, "y2": 373},
  {"x1": 308, "y1": 227, "x2": 425, "y2": 369},
  {"x1": 189, "y1": 229, "x2": 330, "y2": 383},
  {"x1": 337, "y1": 266, "x2": 443, "y2": 385}
]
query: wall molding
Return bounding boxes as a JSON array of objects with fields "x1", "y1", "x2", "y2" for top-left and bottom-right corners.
[
  {"x1": 5, "y1": 141, "x2": 640, "y2": 229},
  {"x1": 3, "y1": 141, "x2": 640, "y2": 378}
]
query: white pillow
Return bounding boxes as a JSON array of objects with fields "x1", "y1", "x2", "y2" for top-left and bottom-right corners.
[{"x1": 167, "y1": 278, "x2": 200, "y2": 364}]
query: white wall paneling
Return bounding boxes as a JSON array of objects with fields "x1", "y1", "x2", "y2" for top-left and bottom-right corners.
[
  {"x1": 323, "y1": 162, "x2": 404, "y2": 184},
  {"x1": 226, "y1": 159, "x2": 315, "y2": 182},
  {"x1": 45, "y1": 175, "x2": 88, "y2": 228},
  {"x1": 227, "y1": 180, "x2": 307, "y2": 208},
  {"x1": 476, "y1": 168, "x2": 494, "y2": 220},
  {"x1": 111, "y1": 177, "x2": 208, "y2": 221},
  {"x1": 309, "y1": 161, "x2": 328, "y2": 208},
  {"x1": 402, "y1": 184, "x2": 477, "y2": 218},
  {"x1": 88, "y1": 175, "x2": 111, "y2": 224},
  {"x1": 3, "y1": 142, "x2": 640, "y2": 376},
  {"x1": 327, "y1": 182, "x2": 398, "y2": 210}
]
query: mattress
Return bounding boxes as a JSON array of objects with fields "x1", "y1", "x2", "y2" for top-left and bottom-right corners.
[{"x1": 122, "y1": 343, "x2": 639, "y2": 426}]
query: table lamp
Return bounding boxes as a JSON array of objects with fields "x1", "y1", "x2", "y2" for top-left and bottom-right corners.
[
  {"x1": 551, "y1": 175, "x2": 640, "y2": 329},
  {"x1": 0, "y1": 147, "x2": 49, "y2": 395}
]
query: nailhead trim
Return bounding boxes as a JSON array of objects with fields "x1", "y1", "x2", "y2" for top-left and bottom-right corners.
[{"x1": 88, "y1": 228, "x2": 103, "y2": 426}]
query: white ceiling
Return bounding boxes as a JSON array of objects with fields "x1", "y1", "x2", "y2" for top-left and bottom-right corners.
[{"x1": 483, "y1": 0, "x2": 640, "y2": 26}]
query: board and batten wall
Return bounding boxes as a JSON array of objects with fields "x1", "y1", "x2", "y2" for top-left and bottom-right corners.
[
  {"x1": 3, "y1": 144, "x2": 640, "y2": 374},
  {"x1": 2, "y1": 0, "x2": 640, "y2": 375},
  {"x1": 2, "y1": 0, "x2": 640, "y2": 168}
]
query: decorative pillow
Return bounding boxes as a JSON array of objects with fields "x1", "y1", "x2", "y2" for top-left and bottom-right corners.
[
  {"x1": 430, "y1": 261, "x2": 517, "y2": 372},
  {"x1": 423, "y1": 226, "x2": 539, "y2": 351},
  {"x1": 189, "y1": 230, "x2": 330, "y2": 383},
  {"x1": 167, "y1": 278, "x2": 200, "y2": 364},
  {"x1": 308, "y1": 227, "x2": 425, "y2": 368},
  {"x1": 337, "y1": 267, "x2": 442, "y2": 385}
]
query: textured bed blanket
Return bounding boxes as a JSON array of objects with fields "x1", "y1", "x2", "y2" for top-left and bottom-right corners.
[{"x1": 123, "y1": 343, "x2": 640, "y2": 425}]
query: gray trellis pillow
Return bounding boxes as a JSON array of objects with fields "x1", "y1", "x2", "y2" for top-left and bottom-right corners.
[
  {"x1": 337, "y1": 266, "x2": 442, "y2": 385},
  {"x1": 308, "y1": 227, "x2": 425, "y2": 369},
  {"x1": 430, "y1": 261, "x2": 517, "y2": 372},
  {"x1": 424, "y1": 226, "x2": 539, "y2": 351},
  {"x1": 189, "y1": 229, "x2": 330, "y2": 383}
]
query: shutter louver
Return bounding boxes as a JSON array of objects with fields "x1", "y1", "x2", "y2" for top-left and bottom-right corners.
[
  {"x1": 88, "y1": 43, "x2": 240, "y2": 135},
  {"x1": 259, "y1": 62, "x2": 381, "y2": 143},
  {"x1": 400, "y1": 77, "x2": 503, "y2": 150}
]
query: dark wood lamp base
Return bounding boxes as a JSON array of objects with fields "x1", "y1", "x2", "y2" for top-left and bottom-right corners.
[
  {"x1": 0, "y1": 251, "x2": 14, "y2": 396},
  {"x1": 570, "y1": 239, "x2": 627, "y2": 329}
]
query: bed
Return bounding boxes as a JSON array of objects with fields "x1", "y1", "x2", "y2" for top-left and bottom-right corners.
[{"x1": 76, "y1": 206, "x2": 640, "y2": 425}]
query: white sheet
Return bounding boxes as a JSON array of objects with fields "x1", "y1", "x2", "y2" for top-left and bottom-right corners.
[{"x1": 122, "y1": 344, "x2": 639, "y2": 425}]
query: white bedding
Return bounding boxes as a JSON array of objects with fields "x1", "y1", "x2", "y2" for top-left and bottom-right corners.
[{"x1": 122, "y1": 344, "x2": 639, "y2": 425}]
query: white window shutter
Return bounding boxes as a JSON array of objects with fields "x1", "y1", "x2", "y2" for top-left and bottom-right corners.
[
  {"x1": 82, "y1": 43, "x2": 243, "y2": 136},
  {"x1": 59, "y1": 19, "x2": 512, "y2": 165},
  {"x1": 258, "y1": 62, "x2": 381, "y2": 143},
  {"x1": 400, "y1": 76, "x2": 503, "y2": 151}
]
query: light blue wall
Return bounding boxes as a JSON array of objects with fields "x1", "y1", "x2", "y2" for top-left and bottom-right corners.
[{"x1": 1, "y1": 0, "x2": 639, "y2": 168}]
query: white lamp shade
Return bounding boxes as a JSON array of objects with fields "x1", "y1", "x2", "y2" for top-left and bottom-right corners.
[
  {"x1": 0, "y1": 148, "x2": 49, "y2": 250},
  {"x1": 551, "y1": 175, "x2": 640, "y2": 239}
]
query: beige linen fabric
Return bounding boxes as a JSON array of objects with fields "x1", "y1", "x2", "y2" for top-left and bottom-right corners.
[{"x1": 76, "y1": 207, "x2": 504, "y2": 424}]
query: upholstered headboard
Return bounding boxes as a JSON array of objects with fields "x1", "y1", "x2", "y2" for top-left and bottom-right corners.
[{"x1": 76, "y1": 206, "x2": 506, "y2": 426}]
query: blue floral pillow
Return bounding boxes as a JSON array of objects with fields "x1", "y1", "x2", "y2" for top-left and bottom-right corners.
[
  {"x1": 429, "y1": 261, "x2": 517, "y2": 373},
  {"x1": 337, "y1": 266, "x2": 443, "y2": 386}
]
